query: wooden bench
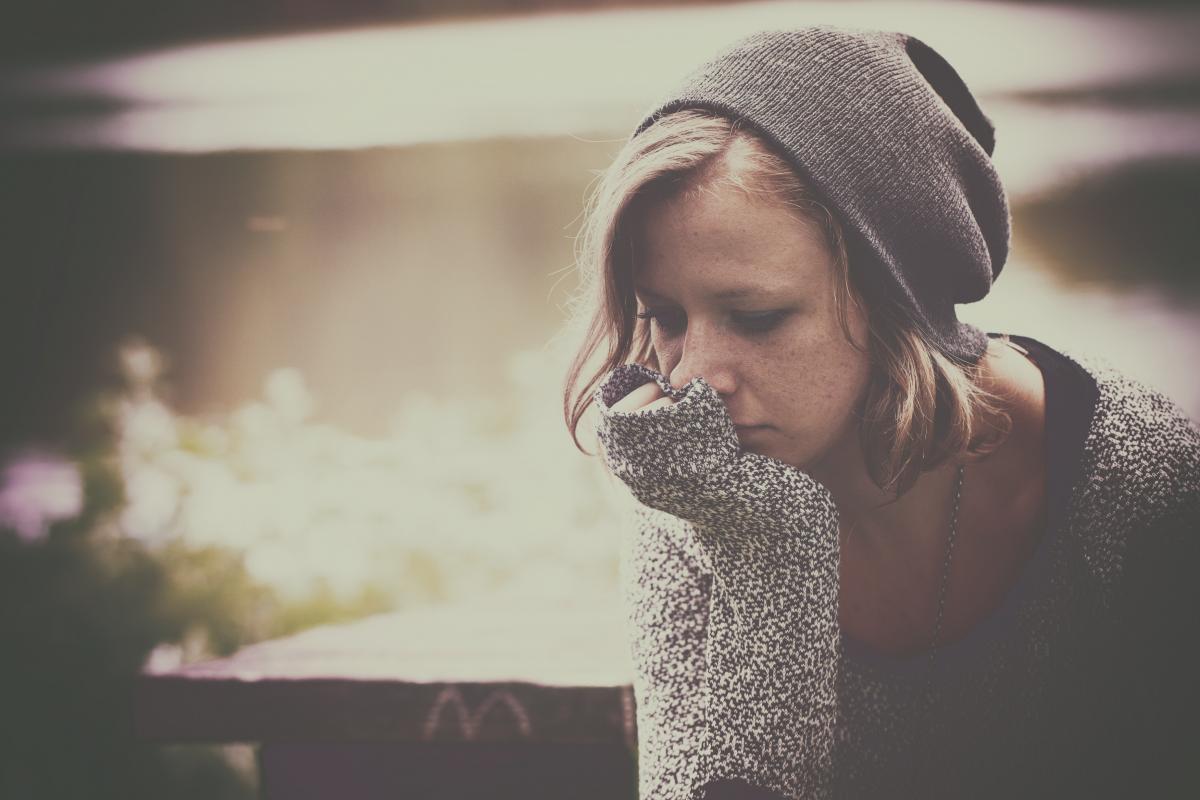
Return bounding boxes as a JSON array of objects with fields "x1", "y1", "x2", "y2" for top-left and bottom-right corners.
[{"x1": 135, "y1": 592, "x2": 639, "y2": 799}]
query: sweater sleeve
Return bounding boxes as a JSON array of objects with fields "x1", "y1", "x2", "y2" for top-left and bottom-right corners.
[
  {"x1": 1104, "y1": 406, "x2": 1200, "y2": 797},
  {"x1": 597, "y1": 364, "x2": 841, "y2": 800}
]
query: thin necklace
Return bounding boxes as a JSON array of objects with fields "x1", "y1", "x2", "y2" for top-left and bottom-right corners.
[
  {"x1": 911, "y1": 464, "x2": 966, "y2": 800},
  {"x1": 928, "y1": 463, "x2": 966, "y2": 671}
]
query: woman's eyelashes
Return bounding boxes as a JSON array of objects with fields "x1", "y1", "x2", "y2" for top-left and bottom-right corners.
[
  {"x1": 636, "y1": 308, "x2": 685, "y2": 335},
  {"x1": 636, "y1": 308, "x2": 790, "y2": 336},
  {"x1": 732, "y1": 310, "x2": 790, "y2": 334}
]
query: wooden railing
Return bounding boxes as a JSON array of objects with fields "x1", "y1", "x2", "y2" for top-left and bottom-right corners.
[{"x1": 135, "y1": 593, "x2": 639, "y2": 799}]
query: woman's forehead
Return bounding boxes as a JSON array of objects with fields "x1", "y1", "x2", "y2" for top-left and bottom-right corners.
[{"x1": 629, "y1": 187, "x2": 837, "y2": 299}]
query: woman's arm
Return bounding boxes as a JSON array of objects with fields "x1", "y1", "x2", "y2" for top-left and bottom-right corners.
[
  {"x1": 1025, "y1": 381, "x2": 1200, "y2": 799},
  {"x1": 1107, "y1": 434, "x2": 1200, "y2": 798},
  {"x1": 620, "y1": 504, "x2": 714, "y2": 799},
  {"x1": 622, "y1": 504, "x2": 834, "y2": 800},
  {"x1": 599, "y1": 364, "x2": 841, "y2": 800}
]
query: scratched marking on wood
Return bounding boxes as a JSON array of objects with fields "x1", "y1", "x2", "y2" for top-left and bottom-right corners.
[
  {"x1": 422, "y1": 687, "x2": 534, "y2": 740},
  {"x1": 137, "y1": 596, "x2": 638, "y2": 744}
]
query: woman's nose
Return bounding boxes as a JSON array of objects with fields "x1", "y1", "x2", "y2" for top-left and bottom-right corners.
[{"x1": 668, "y1": 325, "x2": 737, "y2": 397}]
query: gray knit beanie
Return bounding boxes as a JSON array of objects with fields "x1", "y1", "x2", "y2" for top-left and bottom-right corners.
[{"x1": 633, "y1": 26, "x2": 1010, "y2": 365}]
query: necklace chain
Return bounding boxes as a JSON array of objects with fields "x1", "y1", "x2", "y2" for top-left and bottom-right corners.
[
  {"x1": 838, "y1": 464, "x2": 966, "y2": 671},
  {"x1": 928, "y1": 464, "x2": 965, "y2": 670},
  {"x1": 912, "y1": 464, "x2": 965, "y2": 795}
]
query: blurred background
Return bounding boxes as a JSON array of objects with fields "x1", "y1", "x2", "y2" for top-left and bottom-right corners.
[{"x1": 1, "y1": 0, "x2": 1197, "y2": 796}]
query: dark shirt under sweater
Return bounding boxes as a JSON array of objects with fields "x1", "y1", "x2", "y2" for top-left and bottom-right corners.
[{"x1": 598, "y1": 336, "x2": 1200, "y2": 800}]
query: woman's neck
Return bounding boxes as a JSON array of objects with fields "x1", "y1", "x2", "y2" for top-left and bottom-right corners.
[
  {"x1": 811, "y1": 338, "x2": 1045, "y2": 551},
  {"x1": 832, "y1": 338, "x2": 1049, "y2": 653},
  {"x1": 812, "y1": 431, "x2": 962, "y2": 555}
]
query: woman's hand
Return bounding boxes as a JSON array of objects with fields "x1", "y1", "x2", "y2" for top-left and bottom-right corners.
[
  {"x1": 594, "y1": 362, "x2": 838, "y2": 545},
  {"x1": 593, "y1": 364, "x2": 741, "y2": 501},
  {"x1": 609, "y1": 379, "x2": 677, "y2": 415}
]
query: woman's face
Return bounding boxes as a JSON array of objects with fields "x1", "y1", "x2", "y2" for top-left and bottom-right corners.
[{"x1": 630, "y1": 174, "x2": 872, "y2": 474}]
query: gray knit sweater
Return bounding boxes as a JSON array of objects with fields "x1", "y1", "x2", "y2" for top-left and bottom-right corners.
[{"x1": 594, "y1": 339, "x2": 1200, "y2": 800}]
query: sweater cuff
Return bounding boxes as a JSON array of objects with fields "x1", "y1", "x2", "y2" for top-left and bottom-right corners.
[{"x1": 593, "y1": 364, "x2": 740, "y2": 488}]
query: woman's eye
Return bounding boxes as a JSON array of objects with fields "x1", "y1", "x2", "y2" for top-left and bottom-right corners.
[
  {"x1": 731, "y1": 310, "x2": 789, "y2": 334},
  {"x1": 636, "y1": 308, "x2": 685, "y2": 334}
]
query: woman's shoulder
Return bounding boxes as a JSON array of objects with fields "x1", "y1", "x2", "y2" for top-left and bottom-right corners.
[
  {"x1": 1009, "y1": 337, "x2": 1195, "y2": 466},
  {"x1": 1058, "y1": 345, "x2": 1200, "y2": 490},
  {"x1": 991, "y1": 336, "x2": 1197, "y2": 628},
  {"x1": 1001, "y1": 334, "x2": 1197, "y2": 509},
  {"x1": 1031, "y1": 341, "x2": 1200, "y2": 589}
]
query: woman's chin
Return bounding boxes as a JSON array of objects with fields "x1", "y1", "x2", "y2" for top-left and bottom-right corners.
[
  {"x1": 737, "y1": 437, "x2": 802, "y2": 469},
  {"x1": 734, "y1": 425, "x2": 772, "y2": 442}
]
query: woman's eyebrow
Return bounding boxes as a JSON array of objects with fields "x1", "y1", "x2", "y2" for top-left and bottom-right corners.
[
  {"x1": 635, "y1": 285, "x2": 780, "y2": 301},
  {"x1": 711, "y1": 287, "x2": 775, "y2": 300}
]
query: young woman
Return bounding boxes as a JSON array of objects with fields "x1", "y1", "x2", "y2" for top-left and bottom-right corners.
[{"x1": 562, "y1": 26, "x2": 1199, "y2": 800}]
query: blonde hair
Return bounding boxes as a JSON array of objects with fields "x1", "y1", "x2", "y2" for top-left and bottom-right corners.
[{"x1": 562, "y1": 110, "x2": 1010, "y2": 495}]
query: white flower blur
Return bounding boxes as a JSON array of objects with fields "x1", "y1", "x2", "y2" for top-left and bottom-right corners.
[{"x1": 100, "y1": 342, "x2": 624, "y2": 606}]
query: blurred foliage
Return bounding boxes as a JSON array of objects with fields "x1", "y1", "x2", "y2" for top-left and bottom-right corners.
[
  {"x1": 1013, "y1": 158, "x2": 1200, "y2": 296},
  {"x1": 0, "y1": 380, "x2": 392, "y2": 798},
  {"x1": 0, "y1": 326, "x2": 621, "y2": 797}
]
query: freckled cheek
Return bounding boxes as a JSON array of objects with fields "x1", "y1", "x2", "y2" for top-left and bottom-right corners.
[{"x1": 770, "y1": 339, "x2": 868, "y2": 426}]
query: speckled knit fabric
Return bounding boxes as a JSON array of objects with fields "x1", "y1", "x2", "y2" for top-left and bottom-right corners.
[{"x1": 594, "y1": 342, "x2": 1200, "y2": 800}]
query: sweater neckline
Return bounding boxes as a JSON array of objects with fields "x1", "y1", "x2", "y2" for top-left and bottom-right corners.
[{"x1": 839, "y1": 333, "x2": 1099, "y2": 679}]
